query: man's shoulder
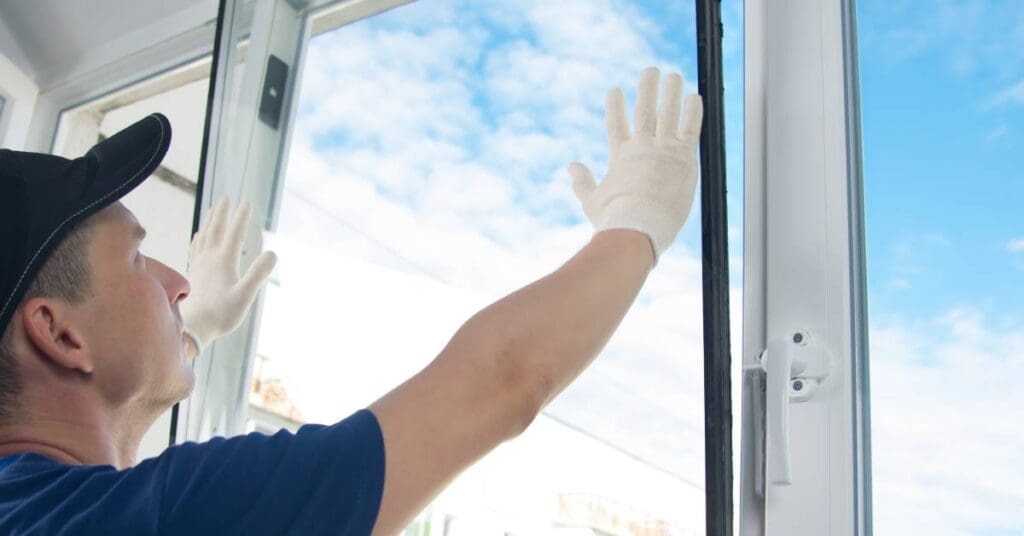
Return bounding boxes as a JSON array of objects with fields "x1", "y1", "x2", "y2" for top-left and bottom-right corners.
[
  {"x1": 0, "y1": 453, "x2": 162, "y2": 534},
  {"x1": 164, "y1": 409, "x2": 380, "y2": 460},
  {"x1": 0, "y1": 411, "x2": 385, "y2": 534}
]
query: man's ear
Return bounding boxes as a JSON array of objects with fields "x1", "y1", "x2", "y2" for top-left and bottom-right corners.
[{"x1": 19, "y1": 298, "x2": 94, "y2": 374}]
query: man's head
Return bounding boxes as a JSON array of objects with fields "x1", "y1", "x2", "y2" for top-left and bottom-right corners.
[
  {"x1": 0, "y1": 114, "x2": 191, "y2": 425},
  {"x1": 0, "y1": 213, "x2": 94, "y2": 419}
]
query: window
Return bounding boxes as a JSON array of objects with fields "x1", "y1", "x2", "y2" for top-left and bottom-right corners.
[{"x1": 244, "y1": 0, "x2": 723, "y2": 533}]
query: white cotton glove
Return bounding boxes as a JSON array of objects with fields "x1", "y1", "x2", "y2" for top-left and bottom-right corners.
[
  {"x1": 181, "y1": 198, "x2": 278, "y2": 355},
  {"x1": 570, "y1": 66, "x2": 704, "y2": 265}
]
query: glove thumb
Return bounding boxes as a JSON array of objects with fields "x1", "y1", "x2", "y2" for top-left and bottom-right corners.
[
  {"x1": 569, "y1": 162, "x2": 600, "y2": 225},
  {"x1": 573, "y1": 162, "x2": 598, "y2": 199},
  {"x1": 569, "y1": 162, "x2": 597, "y2": 202},
  {"x1": 237, "y1": 250, "x2": 278, "y2": 302}
]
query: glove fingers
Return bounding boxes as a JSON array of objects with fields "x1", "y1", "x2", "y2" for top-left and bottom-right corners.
[
  {"x1": 634, "y1": 66, "x2": 660, "y2": 138},
  {"x1": 236, "y1": 250, "x2": 278, "y2": 303},
  {"x1": 190, "y1": 202, "x2": 218, "y2": 256},
  {"x1": 225, "y1": 200, "x2": 253, "y2": 264},
  {"x1": 189, "y1": 226, "x2": 205, "y2": 263},
  {"x1": 656, "y1": 73, "x2": 683, "y2": 139},
  {"x1": 678, "y1": 94, "x2": 705, "y2": 150},
  {"x1": 605, "y1": 88, "x2": 630, "y2": 156},
  {"x1": 206, "y1": 197, "x2": 231, "y2": 244}
]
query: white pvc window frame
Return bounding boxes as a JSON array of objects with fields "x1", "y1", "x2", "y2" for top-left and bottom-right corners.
[
  {"x1": 181, "y1": 0, "x2": 416, "y2": 443},
  {"x1": 2, "y1": 0, "x2": 877, "y2": 530},
  {"x1": 739, "y1": 0, "x2": 872, "y2": 534},
  {"x1": 187, "y1": 2, "x2": 742, "y2": 530}
]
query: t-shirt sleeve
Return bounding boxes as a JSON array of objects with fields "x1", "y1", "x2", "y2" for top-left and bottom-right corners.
[{"x1": 155, "y1": 408, "x2": 386, "y2": 535}]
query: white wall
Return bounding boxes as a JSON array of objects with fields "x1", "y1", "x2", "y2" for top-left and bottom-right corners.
[{"x1": 0, "y1": 51, "x2": 39, "y2": 150}]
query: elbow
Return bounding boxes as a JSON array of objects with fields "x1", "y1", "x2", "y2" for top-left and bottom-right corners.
[
  {"x1": 459, "y1": 309, "x2": 556, "y2": 440},
  {"x1": 494, "y1": 344, "x2": 556, "y2": 439}
]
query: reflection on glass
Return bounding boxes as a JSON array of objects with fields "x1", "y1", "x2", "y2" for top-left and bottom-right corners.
[{"x1": 253, "y1": 1, "x2": 710, "y2": 533}]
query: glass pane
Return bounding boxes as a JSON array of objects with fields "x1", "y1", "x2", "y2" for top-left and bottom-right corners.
[
  {"x1": 184, "y1": 0, "x2": 303, "y2": 442},
  {"x1": 858, "y1": 1, "x2": 1024, "y2": 533},
  {"x1": 250, "y1": 0, "x2": 721, "y2": 533}
]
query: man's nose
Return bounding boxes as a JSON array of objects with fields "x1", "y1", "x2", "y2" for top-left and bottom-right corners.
[{"x1": 147, "y1": 256, "x2": 191, "y2": 305}]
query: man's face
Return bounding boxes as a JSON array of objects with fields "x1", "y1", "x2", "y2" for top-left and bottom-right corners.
[{"x1": 71, "y1": 202, "x2": 193, "y2": 411}]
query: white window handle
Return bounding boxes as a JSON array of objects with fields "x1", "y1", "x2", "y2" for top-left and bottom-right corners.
[{"x1": 758, "y1": 331, "x2": 830, "y2": 486}]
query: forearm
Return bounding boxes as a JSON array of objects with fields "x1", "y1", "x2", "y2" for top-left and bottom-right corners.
[{"x1": 475, "y1": 228, "x2": 654, "y2": 408}]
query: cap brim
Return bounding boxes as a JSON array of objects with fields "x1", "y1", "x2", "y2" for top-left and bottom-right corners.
[
  {"x1": 73, "y1": 112, "x2": 172, "y2": 221},
  {"x1": 42, "y1": 112, "x2": 171, "y2": 245}
]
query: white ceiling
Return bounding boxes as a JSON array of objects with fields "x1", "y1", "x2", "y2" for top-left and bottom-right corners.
[{"x1": 0, "y1": 0, "x2": 215, "y2": 90}]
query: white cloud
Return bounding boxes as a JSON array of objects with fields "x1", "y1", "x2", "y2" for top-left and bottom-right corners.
[
  {"x1": 984, "y1": 79, "x2": 1024, "y2": 110},
  {"x1": 283, "y1": 0, "x2": 705, "y2": 288},
  {"x1": 985, "y1": 124, "x2": 1009, "y2": 143},
  {"x1": 871, "y1": 309, "x2": 1024, "y2": 534},
  {"x1": 889, "y1": 278, "x2": 910, "y2": 290},
  {"x1": 1006, "y1": 238, "x2": 1024, "y2": 253}
]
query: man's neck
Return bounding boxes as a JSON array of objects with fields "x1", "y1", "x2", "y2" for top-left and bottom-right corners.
[{"x1": 0, "y1": 399, "x2": 155, "y2": 469}]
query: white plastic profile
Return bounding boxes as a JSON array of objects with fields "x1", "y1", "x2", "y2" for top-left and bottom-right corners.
[
  {"x1": 741, "y1": 0, "x2": 870, "y2": 533},
  {"x1": 182, "y1": 0, "x2": 308, "y2": 443},
  {"x1": 761, "y1": 338, "x2": 794, "y2": 485},
  {"x1": 759, "y1": 332, "x2": 830, "y2": 486}
]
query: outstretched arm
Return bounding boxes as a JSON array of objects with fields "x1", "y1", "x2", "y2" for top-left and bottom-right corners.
[{"x1": 368, "y1": 66, "x2": 703, "y2": 535}]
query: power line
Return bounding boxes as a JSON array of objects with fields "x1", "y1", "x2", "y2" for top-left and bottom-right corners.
[{"x1": 284, "y1": 186, "x2": 451, "y2": 286}]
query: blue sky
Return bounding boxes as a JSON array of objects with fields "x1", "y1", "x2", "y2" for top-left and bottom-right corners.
[
  {"x1": 268, "y1": 0, "x2": 1023, "y2": 532},
  {"x1": 855, "y1": 1, "x2": 1024, "y2": 532},
  {"x1": 858, "y1": 0, "x2": 1024, "y2": 320}
]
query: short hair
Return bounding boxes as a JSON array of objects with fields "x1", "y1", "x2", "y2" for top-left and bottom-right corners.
[{"x1": 0, "y1": 221, "x2": 95, "y2": 420}]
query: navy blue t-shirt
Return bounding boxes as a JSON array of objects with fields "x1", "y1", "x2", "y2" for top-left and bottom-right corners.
[{"x1": 0, "y1": 409, "x2": 385, "y2": 535}]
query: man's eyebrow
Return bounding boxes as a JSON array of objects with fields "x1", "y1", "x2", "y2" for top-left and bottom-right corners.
[{"x1": 133, "y1": 225, "x2": 147, "y2": 241}]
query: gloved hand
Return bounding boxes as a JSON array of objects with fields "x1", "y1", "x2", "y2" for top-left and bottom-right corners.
[
  {"x1": 569, "y1": 66, "x2": 704, "y2": 264},
  {"x1": 181, "y1": 198, "x2": 278, "y2": 355}
]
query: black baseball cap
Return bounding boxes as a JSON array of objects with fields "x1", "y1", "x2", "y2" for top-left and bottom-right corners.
[{"x1": 0, "y1": 113, "x2": 171, "y2": 335}]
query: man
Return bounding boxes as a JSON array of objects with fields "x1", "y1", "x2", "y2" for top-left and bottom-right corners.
[{"x1": 0, "y1": 66, "x2": 702, "y2": 534}]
